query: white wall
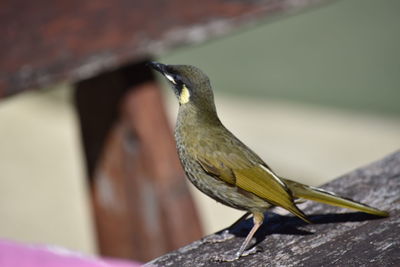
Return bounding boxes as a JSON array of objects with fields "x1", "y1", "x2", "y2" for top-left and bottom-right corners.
[{"x1": 0, "y1": 85, "x2": 96, "y2": 254}]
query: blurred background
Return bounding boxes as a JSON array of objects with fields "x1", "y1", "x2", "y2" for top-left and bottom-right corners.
[{"x1": 0, "y1": 0, "x2": 399, "y2": 264}]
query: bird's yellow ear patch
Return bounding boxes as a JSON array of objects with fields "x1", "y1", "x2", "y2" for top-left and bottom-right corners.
[{"x1": 179, "y1": 85, "x2": 190, "y2": 104}]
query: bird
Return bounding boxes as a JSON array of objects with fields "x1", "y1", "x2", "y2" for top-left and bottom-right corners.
[{"x1": 148, "y1": 62, "x2": 389, "y2": 261}]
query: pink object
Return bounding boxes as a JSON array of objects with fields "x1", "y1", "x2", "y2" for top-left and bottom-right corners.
[{"x1": 0, "y1": 240, "x2": 141, "y2": 267}]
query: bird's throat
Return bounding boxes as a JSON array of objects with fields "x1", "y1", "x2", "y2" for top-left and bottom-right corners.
[{"x1": 177, "y1": 102, "x2": 221, "y2": 131}]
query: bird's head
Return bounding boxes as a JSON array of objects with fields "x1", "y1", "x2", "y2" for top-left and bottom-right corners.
[{"x1": 148, "y1": 62, "x2": 215, "y2": 108}]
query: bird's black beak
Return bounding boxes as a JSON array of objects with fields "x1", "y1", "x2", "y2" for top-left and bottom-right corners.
[
  {"x1": 147, "y1": 61, "x2": 168, "y2": 74},
  {"x1": 147, "y1": 61, "x2": 179, "y2": 88}
]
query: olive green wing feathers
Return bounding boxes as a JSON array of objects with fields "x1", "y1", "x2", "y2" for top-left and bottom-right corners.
[{"x1": 196, "y1": 149, "x2": 310, "y2": 223}]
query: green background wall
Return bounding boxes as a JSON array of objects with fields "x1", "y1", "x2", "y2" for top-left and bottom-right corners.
[{"x1": 162, "y1": 0, "x2": 400, "y2": 116}]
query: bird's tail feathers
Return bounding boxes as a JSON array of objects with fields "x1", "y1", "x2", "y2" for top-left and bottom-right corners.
[{"x1": 283, "y1": 179, "x2": 389, "y2": 217}]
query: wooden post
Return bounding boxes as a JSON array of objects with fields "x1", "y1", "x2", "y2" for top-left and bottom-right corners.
[{"x1": 74, "y1": 61, "x2": 203, "y2": 262}]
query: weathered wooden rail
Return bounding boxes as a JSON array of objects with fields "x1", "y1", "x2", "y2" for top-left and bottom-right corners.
[{"x1": 148, "y1": 151, "x2": 400, "y2": 266}]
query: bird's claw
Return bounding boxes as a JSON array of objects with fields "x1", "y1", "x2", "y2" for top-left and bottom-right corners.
[{"x1": 242, "y1": 246, "x2": 261, "y2": 257}]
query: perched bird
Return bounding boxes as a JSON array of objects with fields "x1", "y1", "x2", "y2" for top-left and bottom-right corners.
[{"x1": 148, "y1": 62, "x2": 389, "y2": 261}]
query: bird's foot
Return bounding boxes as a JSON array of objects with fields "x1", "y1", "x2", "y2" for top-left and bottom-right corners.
[
  {"x1": 212, "y1": 246, "x2": 261, "y2": 262},
  {"x1": 202, "y1": 230, "x2": 235, "y2": 243}
]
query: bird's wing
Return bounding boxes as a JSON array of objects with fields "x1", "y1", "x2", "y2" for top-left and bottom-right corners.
[{"x1": 196, "y1": 150, "x2": 309, "y2": 221}]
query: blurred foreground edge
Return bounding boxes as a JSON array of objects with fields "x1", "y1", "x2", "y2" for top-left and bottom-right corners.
[{"x1": 1, "y1": 0, "x2": 331, "y2": 98}]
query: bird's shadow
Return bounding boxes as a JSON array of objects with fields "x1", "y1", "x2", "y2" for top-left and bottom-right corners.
[{"x1": 215, "y1": 211, "x2": 385, "y2": 247}]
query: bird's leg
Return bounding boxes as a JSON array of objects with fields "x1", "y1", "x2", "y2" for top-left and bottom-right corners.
[
  {"x1": 203, "y1": 212, "x2": 251, "y2": 243},
  {"x1": 214, "y1": 212, "x2": 264, "y2": 262},
  {"x1": 235, "y1": 212, "x2": 264, "y2": 258}
]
